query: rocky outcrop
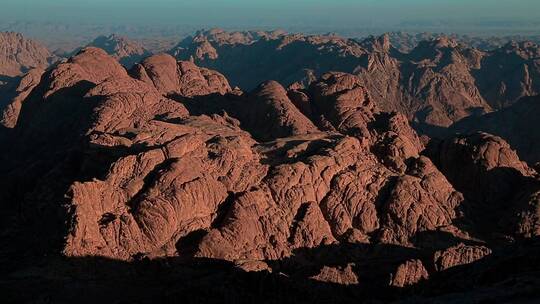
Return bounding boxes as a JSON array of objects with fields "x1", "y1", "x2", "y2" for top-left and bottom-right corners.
[
  {"x1": 449, "y1": 95, "x2": 540, "y2": 164},
  {"x1": 428, "y1": 132, "x2": 532, "y2": 204},
  {"x1": 170, "y1": 30, "x2": 366, "y2": 91},
  {"x1": 427, "y1": 132, "x2": 540, "y2": 239},
  {"x1": 357, "y1": 36, "x2": 491, "y2": 128},
  {"x1": 433, "y1": 243, "x2": 492, "y2": 271},
  {"x1": 2, "y1": 44, "x2": 540, "y2": 303},
  {"x1": 389, "y1": 259, "x2": 429, "y2": 287},
  {"x1": 170, "y1": 30, "x2": 540, "y2": 129},
  {"x1": 311, "y1": 264, "x2": 359, "y2": 285},
  {"x1": 239, "y1": 80, "x2": 319, "y2": 141},
  {"x1": 130, "y1": 53, "x2": 231, "y2": 97},
  {"x1": 82, "y1": 34, "x2": 151, "y2": 68},
  {"x1": 1, "y1": 48, "x2": 469, "y2": 262},
  {"x1": 475, "y1": 41, "x2": 540, "y2": 109},
  {"x1": 0, "y1": 68, "x2": 44, "y2": 128},
  {"x1": 386, "y1": 32, "x2": 540, "y2": 53},
  {"x1": 308, "y1": 72, "x2": 377, "y2": 137},
  {"x1": 0, "y1": 32, "x2": 57, "y2": 77}
]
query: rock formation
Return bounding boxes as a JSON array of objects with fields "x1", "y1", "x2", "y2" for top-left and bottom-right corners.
[
  {"x1": 0, "y1": 32, "x2": 57, "y2": 77},
  {"x1": 449, "y1": 95, "x2": 540, "y2": 164},
  {"x1": 0, "y1": 68, "x2": 45, "y2": 128},
  {"x1": 385, "y1": 32, "x2": 540, "y2": 53},
  {"x1": 130, "y1": 53, "x2": 231, "y2": 97},
  {"x1": 1, "y1": 34, "x2": 540, "y2": 303},
  {"x1": 81, "y1": 34, "x2": 151, "y2": 68},
  {"x1": 170, "y1": 30, "x2": 540, "y2": 129}
]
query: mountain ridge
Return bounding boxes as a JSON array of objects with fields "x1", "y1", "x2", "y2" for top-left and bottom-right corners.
[{"x1": 1, "y1": 31, "x2": 540, "y2": 303}]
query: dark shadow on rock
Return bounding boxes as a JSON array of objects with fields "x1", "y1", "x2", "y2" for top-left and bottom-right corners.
[
  {"x1": 175, "y1": 39, "x2": 362, "y2": 91},
  {"x1": 175, "y1": 229, "x2": 209, "y2": 257},
  {"x1": 410, "y1": 237, "x2": 540, "y2": 303},
  {"x1": 0, "y1": 78, "x2": 195, "y2": 272},
  {"x1": 2, "y1": 239, "x2": 540, "y2": 303},
  {"x1": 0, "y1": 75, "x2": 22, "y2": 110},
  {"x1": 257, "y1": 136, "x2": 341, "y2": 166},
  {"x1": 424, "y1": 136, "x2": 540, "y2": 241},
  {"x1": 410, "y1": 121, "x2": 451, "y2": 138}
]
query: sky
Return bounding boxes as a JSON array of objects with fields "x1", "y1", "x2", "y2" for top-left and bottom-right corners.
[{"x1": 1, "y1": 0, "x2": 539, "y2": 33}]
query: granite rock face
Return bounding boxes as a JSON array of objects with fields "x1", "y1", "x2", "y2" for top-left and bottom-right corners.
[
  {"x1": 130, "y1": 53, "x2": 231, "y2": 97},
  {"x1": 0, "y1": 68, "x2": 45, "y2": 128},
  {"x1": 449, "y1": 95, "x2": 540, "y2": 164},
  {"x1": 0, "y1": 32, "x2": 57, "y2": 77},
  {"x1": 427, "y1": 132, "x2": 540, "y2": 239},
  {"x1": 1, "y1": 49, "x2": 467, "y2": 259},
  {"x1": 2, "y1": 40, "x2": 540, "y2": 303},
  {"x1": 171, "y1": 30, "x2": 540, "y2": 128},
  {"x1": 82, "y1": 34, "x2": 152, "y2": 68}
]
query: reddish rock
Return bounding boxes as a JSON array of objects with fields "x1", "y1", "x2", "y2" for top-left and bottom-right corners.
[
  {"x1": 170, "y1": 30, "x2": 540, "y2": 128},
  {"x1": 434, "y1": 243, "x2": 492, "y2": 271},
  {"x1": 83, "y1": 34, "x2": 151, "y2": 68},
  {"x1": 0, "y1": 32, "x2": 57, "y2": 77},
  {"x1": 2, "y1": 42, "x2": 540, "y2": 302},
  {"x1": 428, "y1": 132, "x2": 540, "y2": 239},
  {"x1": 241, "y1": 80, "x2": 319, "y2": 141},
  {"x1": 308, "y1": 72, "x2": 377, "y2": 137},
  {"x1": 450, "y1": 95, "x2": 540, "y2": 164},
  {"x1": 389, "y1": 259, "x2": 429, "y2": 287},
  {"x1": 428, "y1": 132, "x2": 532, "y2": 205},
  {"x1": 310, "y1": 263, "x2": 359, "y2": 285},
  {"x1": 1, "y1": 68, "x2": 44, "y2": 128},
  {"x1": 131, "y1": 53, "x2": 231, "y2": 97}
]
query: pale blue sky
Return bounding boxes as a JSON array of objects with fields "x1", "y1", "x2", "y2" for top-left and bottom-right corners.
[{"x1": 1, "y1": 0, "x2": 539, "y2": 27}]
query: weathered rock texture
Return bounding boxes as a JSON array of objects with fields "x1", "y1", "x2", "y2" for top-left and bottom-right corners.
[
  {"x1": 82, "y1": 34, "x2": 152, "y2": 68},
  {"x1": 427, "y1": 132, "x2": 540, "y2": 239},
  {"x1": 433, "y1": 243, "x2": 492, "y2": 271},
  {"x1": 449, "y1": 95, "x2": 540, "y2": 164},
  {"x1": 390, "y1": 259, "x2": 429, "y2": 287},
  {"x1": 1, "y1": 39, "x2": 540, "y2": 303},
  {"x1": 130, "y1": 53, "x2": 231, "y2": 97},
  {"x1": 171, "y1": 30, "x2": 540, "y2": 128},
  {"x1": 0, "y1": 68, "x2": 45, "y2": 128},
  {"x1": 0, "y1": 32, "x2": 56, "y2": 77}
]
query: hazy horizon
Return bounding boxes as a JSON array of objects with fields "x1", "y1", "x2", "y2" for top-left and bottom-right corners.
[
  {"x1": 1, "y1": 0, "x2": 539, "y2": 29},
  {"x1": 2, "y1": 0, "x2": 540, "y2": 51}
]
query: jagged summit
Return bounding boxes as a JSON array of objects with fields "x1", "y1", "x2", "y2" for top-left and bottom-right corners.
[
  {"x1": 80, "y1": 34, "x2": 152, "y2": 68},
  {"x1": 0, "y1": 31, "x2": 57, "y2": 77}
]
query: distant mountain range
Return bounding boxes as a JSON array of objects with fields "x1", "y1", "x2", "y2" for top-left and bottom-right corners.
[{"x1": 2, "y1": 29, "x2": 540, "y2": 303}]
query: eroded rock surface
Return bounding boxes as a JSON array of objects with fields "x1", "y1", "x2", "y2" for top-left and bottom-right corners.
[
  {"x1": 131, "y1": 53, "x2": 231, "y2": 97},
  {"x1": 170, "y1": 30, "x2": 540, "y2": 128},
  {"x1": 0, "y1": 68, "x2": 45, "y2": 128},
  {"x1": 389, "y1": 259, "x2": 429, "y2": 287},
  {"x1": 2, "y1": 45, "x2": 540, "y2": 303},
  {"x1": 449, "y1": 95, "x2": 540, "y2": 164},
  {"x1": 433, "y1": 243, "x2": 492, "y2": 271},
  {"x1": 0, "y1": 32, "x2": 57, "y2": 77},
  {"x1": 82, "y1": 34, "x2": 151, "y2": 68}
]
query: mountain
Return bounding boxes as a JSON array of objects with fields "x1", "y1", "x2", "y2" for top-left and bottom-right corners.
[
  {"x1": 1, "y1": 47, "x2": 540, "y2": 302},
  {"x1": 0, "y1": 34, "x2": 154, "y2": 127},
  {"x1": 448, "y1": 95, "x2": 540, "y2": 164},
  {"x1": 169, "y1": 29, "x2": 364, "y2": 90},
  {"x1": 0, "y1": 32, "x2": 57, "y2": 128},
  {"x1": 170, "y1": 30, "x2": 540, "y2": 128},
  {"x1": 0, "y1": 32, "x2": 57, "y2": 77},
  {"x1": 80, "y1": 34, "x2": 152, "y2": 68},
  {"x1": 474, "y1": 41, "x2": 540, "y2": 109},
  {"x1": 0, "y1": 68, "x2": 44, "y2": 128},
  {"x1": 385, "y1": 31, "x2": 540, "y2": 53}
]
